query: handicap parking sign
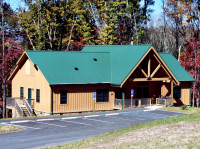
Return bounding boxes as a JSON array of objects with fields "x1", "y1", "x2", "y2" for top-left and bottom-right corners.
[
  {"x1": 93, "y1": 92, "x2": 96, "y2": 99},
  {"x1": 131, "y1": 89, "x2": 134, "y2": 97}
]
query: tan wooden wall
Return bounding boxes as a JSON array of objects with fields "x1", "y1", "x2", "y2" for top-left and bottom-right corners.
[
  {"x1": 180, "y1": 82, "x2": 191, "y2": 105},
  {"x1": 52, "y1": 84, "x2": 115, "y2": 113},
  {"x1": 12, "y1": 58, "x2": 51, "y2": 113},
  {"x1": 161, "y1": 82, "x2": 171, "y2": 97}
]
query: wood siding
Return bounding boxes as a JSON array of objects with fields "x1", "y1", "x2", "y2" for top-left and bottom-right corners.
[
  {"x1": 161, "y1": 82, "x2": 171, "y2": 97},
  {"x1": 180, "y1": 82, "x2": 191, "y2": 105},
  {"x1": 12, "y1": 59, "x2": 51, "y2": 113},
  {"x1": 52, "y1": 84, "x2": 115, "y2": 113}
]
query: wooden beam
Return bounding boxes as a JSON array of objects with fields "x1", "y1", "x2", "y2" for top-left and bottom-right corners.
[
  {"x1": 152, "y1": 52, "x2": 179, "y2": 85},
  {"x1": 150, "y1": 64, "x2": 161, "y2": 78},
  {"x1": 171, "y1": 80, "x2": 174, "y2": 105},
  {"x1": 153, "y1": 54, "x2": 172, "y2": 77},
  {"x1": 161, "y1": 65, "x2": 171, "y2": 77},
  {"x1": 133, "y1": 77, "x2": 170, "y2": 82},
  {"x1": 148, "y1": 54, "x2": 151, "y2": 76},
  {"x1": 139, "y1": 66, "x2": 148, "y2": 78},
  {"x1": 120, "y1": 47, "x2": 153, "y2": 87}
]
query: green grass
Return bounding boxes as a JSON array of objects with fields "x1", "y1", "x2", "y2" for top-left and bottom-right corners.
[
  {"x1": 47, "y1": 107, "x2": 200, "y2": 149},
  {"x1": 0, "y1": 125, "x2": 21, "y2": 133},
  {"x1": 163, "y1": 106, "x2": 200, "y2": 114}
]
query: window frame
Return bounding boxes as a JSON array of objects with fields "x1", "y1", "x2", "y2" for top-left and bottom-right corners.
[
  {"x1": 96, "y1": 89, "x2": 109, "y2": 102},
  {"x1": 60, "y1": 90, "x2": 67, "y2": 104},
  {"x1": 174, "y1": 86, "x2": 181, "y2": 99},
  {"x1": 36, "y1": 89, "x2": 40, "y2": 103},
  {"x1": 20, "y1": 87, "x2": 24, "y2": 98}
]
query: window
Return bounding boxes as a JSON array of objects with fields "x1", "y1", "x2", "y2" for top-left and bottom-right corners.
[
  {"x1": 36, "y1": 89, "x2": 40, "y2": 103},
  {"x1": 96, "y1": 90, "x2": 109, "y2": 102},
  {"x1": 174, "y1": 86, "x2": 181, "y2": 98},
  {"x1": 60, "y1": 90, "x2": 67, "y2": 104},
  {"x1": 20, "y1": 87, "x2": 24, "y2": 98}
]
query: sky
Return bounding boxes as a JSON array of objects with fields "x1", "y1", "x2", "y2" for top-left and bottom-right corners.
[{"x1": 4, "y1": 0, "x2": 163, "y2": 17}]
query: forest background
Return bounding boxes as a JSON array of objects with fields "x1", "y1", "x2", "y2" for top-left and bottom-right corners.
[{"x1": 0, "y1": 0, "x2": 199, "y2": 117}]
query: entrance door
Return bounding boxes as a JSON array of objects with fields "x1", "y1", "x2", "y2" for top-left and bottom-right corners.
[
  {"x1": 136, "y1": 87, "x2": 149, "y2": 98},
  {"x1": 28, "y1": 88, "x2": 32, "y2": 105}
]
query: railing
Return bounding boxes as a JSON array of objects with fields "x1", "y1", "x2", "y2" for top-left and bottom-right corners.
[
  {"x1": 137, "y1": 98, "x2": 151, "y2": 107},
  {"x1": 7, "y1": 97, "x2": 16, "y2": 108},
  {"x1": 156, "y1": 97, "x2": 172, "y2": 106},
  {"x1": 114, "y1": 99, "x2": 122, "y2": 108},
  {"x1": 24, "y1": 99, "x2": 34, "y2": 116},
  {"x1": 16, "y1": 100, "x2": 24, "y2": 117},
  {"x1": 114, "y1": 98, "x2": 151, "y2": 109}
]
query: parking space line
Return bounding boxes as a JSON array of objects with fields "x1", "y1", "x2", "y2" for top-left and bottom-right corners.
[
  {"x1": 146, "y1": 112, "x2": 171, "y2": 118},
  {"x1": 62, "y1": 117, "x2": 79, "y2": 120},
  {"x1": 108, "y1": 116, "x2": 135, "y2": 122},
  {"x1": 85, "y1": 118, "x2": 115, "y2": 123},
  {"x1": 36, "y1": 121, "x2": 67, "y2": 128},
  {"x1": 10, "y1": 120, "x2": 30, "y2": 124},
  {"x1": 62, "y1": 120, "x2": 91, "y2": 126},
  {"x1": 134, "y1": 117, "x2": 145, "y2": 120},
  {"x1": 37, "y1": 118, "x2": 55, "y2": 122},
  {"x1": 105, "y1": 113, "x2": 119, "y2": 116},
  {"x1": 84, "y1": 115, "x2": 99, "y2": 118},
  {"x1": 8, "y1": 124, "x2": 41, "y2": 130}
]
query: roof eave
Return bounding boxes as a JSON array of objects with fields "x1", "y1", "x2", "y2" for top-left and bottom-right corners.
[{"x1": 49, "y1": 82, "x2": 111, "y2": 86}]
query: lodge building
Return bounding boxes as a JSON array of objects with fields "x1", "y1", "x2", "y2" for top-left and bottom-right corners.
[{"x1": 7, "y1": 45, "x2": 194, "y2": 116}]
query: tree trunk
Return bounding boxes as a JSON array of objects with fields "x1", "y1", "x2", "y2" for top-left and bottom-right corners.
[
  {"x1": 26, "y1": 31, "x2": 36, "y2": 51},
  {"x1": 1, "y1": 2, "x2": 6, "y2": 118},
  {"x1": 66, "y1": 15, "x2": 77, "y2": 51}
]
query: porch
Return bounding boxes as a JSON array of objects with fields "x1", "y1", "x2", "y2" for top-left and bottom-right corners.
[
  {"x1": 114, "y1": 97, "x2": 172, "y2": 110},
  {"x1": 6, "y1": 97, "x2": 36, "y2": 118}
]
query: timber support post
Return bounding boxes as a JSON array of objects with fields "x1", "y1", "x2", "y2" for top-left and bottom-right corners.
[{"x1": 171, "y1": 80, "x2": 174, "y2": 106}]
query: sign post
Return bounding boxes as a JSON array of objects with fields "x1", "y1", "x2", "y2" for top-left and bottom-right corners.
[
  {"x1": 93, "y1": 92, "x2": 96, "y2": 112},
  {"x1": 131, "y1": 89, "x2": 134, "y2": 108}
]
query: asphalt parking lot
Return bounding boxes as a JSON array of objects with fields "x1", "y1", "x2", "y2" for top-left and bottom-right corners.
[{"x1": 0, "y1": 108, "x2": 184, "y2": 149}]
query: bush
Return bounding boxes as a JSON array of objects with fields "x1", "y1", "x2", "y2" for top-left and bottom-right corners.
[{"x1": 181, "y1": 105, "x2": 187, "y2": 110}]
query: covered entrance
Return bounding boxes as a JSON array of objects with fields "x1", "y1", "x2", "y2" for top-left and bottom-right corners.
[{"x1": 114, "y1": 48, "x2": 176, "y2": 109}]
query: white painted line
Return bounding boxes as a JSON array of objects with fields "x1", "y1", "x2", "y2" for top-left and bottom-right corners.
[
  {"x1": 8, "y1": 124, "x2": 40, "y2": 130},
  {"x1": 84, "y1": 115, "x2": 99, "y2": 118},
  {"x1": 37, "y1": 118, "x2": 55, "y2": 122},
  {"x1": 62, "y1": 120, "x2": 91, "y2": 126},
  {"x1": 36, "y1": 121, "x2": 67, "y2": 128},
  {"x1": 134, "y1": 117, "x2": 145, "y2": 120},
  {"x1": 85, "y1": 118, "x2": 115, "y2": 123},
  {"x1": 143, "y1": 109, "x2": 155, "y2": 112},
  {"x1": 62, "y1": 117, "x2": 78, "y2": 120},
  {"x1": 1, "y1": 122, "x2": 8, "y2": 125},
  {"x1": 105, "y1": 113, "x2": 119, "y2": 116},
  {"x1": 10, "y1": 120, "x2": 30, "y2": 124}
]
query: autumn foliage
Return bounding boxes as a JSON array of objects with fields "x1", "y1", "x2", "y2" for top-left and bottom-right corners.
[{"x1": 180, "y1": 37, "x2": 200, "y2": 97}]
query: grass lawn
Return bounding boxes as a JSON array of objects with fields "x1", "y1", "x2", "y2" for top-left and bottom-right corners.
[
  {"x1": 47, "y1": 107, "x2": 200, "y2": 149},
  {"x1": 0, "y1": 125, "x2": 21, "y2": 133},
  {"x1": 163, "y1": 106, "x2": 200, "y2": 114}
]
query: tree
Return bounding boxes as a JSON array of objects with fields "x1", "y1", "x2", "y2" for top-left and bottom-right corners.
[
  {"x1": 0, "y1": 1, "x2": 22, "y2": 118},
  {"x1": 180, "y1": 36, "x2": 200, "y2": 106},
  {"x1": 19, "y1": 0, "x2": 98, "y2": 51}
]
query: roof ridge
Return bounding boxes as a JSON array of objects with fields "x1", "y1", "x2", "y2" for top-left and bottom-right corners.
[{"x1": 25, "y1": 50, "x2": 110, "y2": 54}]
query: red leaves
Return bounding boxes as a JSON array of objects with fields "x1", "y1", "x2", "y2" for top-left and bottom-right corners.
[
  {"x1": 180, "y1": 37, "x2": 200, "y2": 97},
  {"x1": 0, "y1": 41, "x2": 24, "y2": 84}
]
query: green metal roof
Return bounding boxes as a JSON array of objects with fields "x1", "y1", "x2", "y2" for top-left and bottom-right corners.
[
  {"x1": 82, "y1": 45, "x2": 152, "y2": 85},
  {"x1": 159, "y1": 53, "x2": 194, "y2": 82},
  {"x1": 24, "y1": 45, "x2": 194, "y2": 86},
  {"x1": 25, "y1": 51, "x2": 111, "y2": 85}
]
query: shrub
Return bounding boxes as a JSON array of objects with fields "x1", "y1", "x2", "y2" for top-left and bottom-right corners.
[{"x1": 181, "y1": 105, "x2": 187, "y2": 110}]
